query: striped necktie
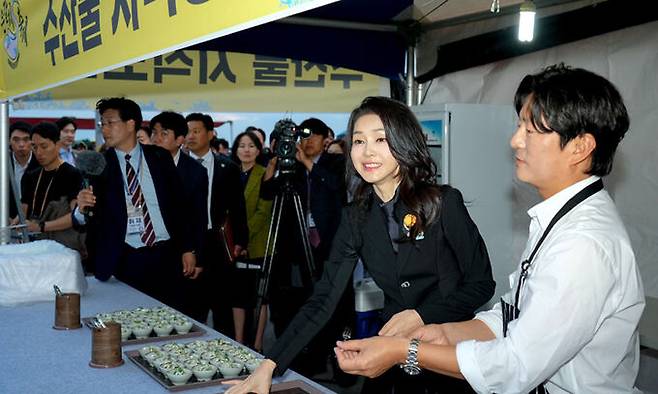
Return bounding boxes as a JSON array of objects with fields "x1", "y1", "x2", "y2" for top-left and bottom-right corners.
[{"x1": 125, "y1": 154, "x2": 155, "y2": 246}]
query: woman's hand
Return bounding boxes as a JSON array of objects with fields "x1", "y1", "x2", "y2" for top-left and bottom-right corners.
[
  {"x1": 224, "y1": 359, "x2": 276, "y2": 394},
  {"x1": 378, "y1": 309, "x2": 424, "y2": 337},
  {"x1": 334, "y1": 336, "x2": 407, "y2": 378}
]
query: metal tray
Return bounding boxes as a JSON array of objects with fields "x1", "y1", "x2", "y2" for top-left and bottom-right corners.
[
  {"x1": 82, "y1": 317, "x2": 205, "y2": 346},
  {"x1": 270, "y1": 380, "x2": 326, "y2": 394},
  {"x1": 125, "y1": 350, "x2": 247, "y2": 391}
]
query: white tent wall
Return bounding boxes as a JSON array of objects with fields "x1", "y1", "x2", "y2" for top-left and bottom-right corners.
[{"x1": 422, "y1": 20, "x2": 658, "y2": 301}]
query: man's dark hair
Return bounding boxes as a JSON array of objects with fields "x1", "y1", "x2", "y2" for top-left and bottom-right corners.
[
  {"x1": 96, "y1": 97, "x2": 143, "y2": 131},
  {"x1": 55, "y1": 116, "x2": 78, "y2": 131},
  {"x1": 138, "y1": 124, "x2": 152, "y2": 137},
  {"x1": 151, "y1": 111, "x2": 187, "y2": 139},
  {"x1": 514, "y1": 63, "x2": 629, "y2": 176},
  {"x1": 299, "y1": 118, "x2": 330, "y2": 139},
  {"x1": 31, "y1": 122, "x2": 60, "y2": 144},
  {"x1": 185, "y1": 112, "x2": 214, "y2": 132},
  {"x1": 9, "y1": 121, "x2": 32, "y2": 139},
  {"x1": 246, "y1": 126, "x2": 266, "y2": 144},
  {"x1": 211, "y1": 138, "x2": 229, "y2": 150}
]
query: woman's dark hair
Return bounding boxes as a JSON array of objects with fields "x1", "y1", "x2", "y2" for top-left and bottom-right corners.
[
  {"x1": 231, "y1": 131, "x2": 262, "y2": 165},
  {"x1": 514, "y1": 63, "x2": 629, "y2": 176},
  {"x1": 346, "y1": 96, "x2": 441, "y2": 239}
]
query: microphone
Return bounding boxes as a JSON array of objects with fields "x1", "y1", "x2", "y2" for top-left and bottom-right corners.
[{"x1": 76, "y1": 151, "x2": 106, "y2": 217}]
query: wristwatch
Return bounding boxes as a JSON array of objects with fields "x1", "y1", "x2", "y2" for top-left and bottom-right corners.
[
  {"x1": 39, "y1": 220, "x2": 46, "y2": 233},
  {"x1": 400, "y1": 338, "x2": 421, "y2": 375}
]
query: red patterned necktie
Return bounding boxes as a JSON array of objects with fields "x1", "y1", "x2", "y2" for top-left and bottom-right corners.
[{"x1": 125, "y1": 154, "x2": 155, "y2": 246}]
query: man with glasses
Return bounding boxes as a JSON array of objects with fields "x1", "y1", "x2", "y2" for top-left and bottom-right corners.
[{"x1": 74, "y1": 98, "x2": 196, "y2": 310}]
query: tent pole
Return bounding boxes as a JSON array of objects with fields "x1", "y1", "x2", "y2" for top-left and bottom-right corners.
[
  {"x1": 406, "y1": 46, "x2": 417, "y2": 106},
  {"x1": 1, "y1": 100, "x2": 11, "y2": 244}
]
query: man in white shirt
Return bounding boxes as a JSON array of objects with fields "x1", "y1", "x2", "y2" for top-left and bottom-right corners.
[
  {"x1": 56, "y1": 117, "x2": 77, "y2": 166},
  {"x1": 9, "y1": 122, "x2": 38, "y2": 217},
  {"x1": 334, "y1": 64, "x2": 645, "y2": 394}
]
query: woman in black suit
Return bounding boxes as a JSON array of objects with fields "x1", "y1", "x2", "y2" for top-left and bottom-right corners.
[{"x1": 226, "y1": 97, "x2": 495, "y2": 393}]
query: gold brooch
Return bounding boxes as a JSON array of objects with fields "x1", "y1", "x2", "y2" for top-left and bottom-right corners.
[{"x1": 403, "y1": 213, "x2": 417, "y2": 232}]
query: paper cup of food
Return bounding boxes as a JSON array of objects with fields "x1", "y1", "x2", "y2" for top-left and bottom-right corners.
[{"x1": 166, "y1": 366, "x2": 192, "y2": 386}]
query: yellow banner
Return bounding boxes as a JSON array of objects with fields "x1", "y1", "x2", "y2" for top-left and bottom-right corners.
[
  {"x1": 0, "y1": 0, "x2": 338, "y2": 99},
  {"x1": 12, "y1": 50, "x2": 381, "y2": 112}
]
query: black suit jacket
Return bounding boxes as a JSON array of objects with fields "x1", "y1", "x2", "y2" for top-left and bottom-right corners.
[
  {"x1": 176, "y1": 152, "x2": 208, "y2": 264},
  {"x1": 266, "y1": 185, "x2": 495, "y2": 374},
  {"x1": 209, "y1": 153, "x2": 248, "y2": 250},
  {"x1": 9, "y1": 153, "x2": 39, "y2": 218},
  {"x1": 78, "y1": 144, "x2": 192, "y2": 281}
]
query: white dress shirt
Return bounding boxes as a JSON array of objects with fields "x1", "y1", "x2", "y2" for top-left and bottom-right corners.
[
  {"x1": 12, "y1": 152, "x2": 31, "y2": 200},
  {"x1": 456, "y1": 176, "x2": 645, "y2": 394},
  {"x1": 189, "y1": 149, "x2": 214, "y2": 229}
]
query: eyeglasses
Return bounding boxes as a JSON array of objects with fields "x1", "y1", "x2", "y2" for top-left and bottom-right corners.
[{"x1": 97, "y1": 119, "x2": 123, "y2": 128}]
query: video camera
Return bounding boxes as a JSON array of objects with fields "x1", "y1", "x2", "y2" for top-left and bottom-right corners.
[{"x1": 271, "y1": 118, "x2": 311, "y2": 174}]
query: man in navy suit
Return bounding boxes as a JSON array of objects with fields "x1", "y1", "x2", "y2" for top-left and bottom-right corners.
[
  {"x1": 151, "y1": 111, "x2": 208, "y2": 318},
  {"x1": 186, "y1": 112, "x2": 248, "y2": 335},
  {"x1": 74, "y1": 98, "x2": 196, "y2": 310}
]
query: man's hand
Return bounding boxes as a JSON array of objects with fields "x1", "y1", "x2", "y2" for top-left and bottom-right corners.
[
  {"x1": 76, "y1": 186, "x2": 96, "y2": 214},
  {"x1": 295, "y1": 144, "x2": 314, "y2": 172},
  {"x1": 335, "y1": 336, "x2": 408, "y2": 378},
  {"x1": 224, "y1": 359, "x2": 276, "y2": 394},
  {"x1": 379, "y1": 309, "x2": 424, "y2": 337},
  {"x1": 26, "y1": 220, "x2": 40, "y2": 233},
  {"x1": 264, "y1": 156, "x2": 278, "y2": 181},
  {"x1": 411, "y1": 324, "x2": 449, "y2": 345},
  {"x1": 233, "y1": 245, "x2": 247, "y2": 259},
  {"x1": 182, "y1": 252, "x2": 196, "y2": 277}
]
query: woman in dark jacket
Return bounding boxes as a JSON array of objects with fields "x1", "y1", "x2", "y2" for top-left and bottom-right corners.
[{"x1": 226, "y1": 97, "x2": 495, "y2": 393}]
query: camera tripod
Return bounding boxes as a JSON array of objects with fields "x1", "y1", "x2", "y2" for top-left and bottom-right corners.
[{"x1": 252, "y1": 174, "x2": 316, "y2": 341}]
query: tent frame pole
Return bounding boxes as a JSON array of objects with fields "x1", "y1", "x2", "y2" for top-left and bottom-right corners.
[{"x1": 1, "y1": 100, "x2": 11, "y2": 244}]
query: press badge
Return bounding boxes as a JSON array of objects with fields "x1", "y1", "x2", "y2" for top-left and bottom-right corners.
[{"x1": 126, "y1": 202, "x2": 145, "y2": 234}]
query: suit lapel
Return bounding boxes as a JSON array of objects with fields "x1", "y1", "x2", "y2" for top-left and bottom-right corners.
[
  {"x1": 395, "y1": 201, "x2": 415, "y2": 277},
  {"x1": 106, "y1": 149, "x2": 128, "y2": 228},
  {"x1": 244, "y1": 165, "x2": 261, "y2": 203},
  {"x1": 363, "y1": 201, "x2": 397, "y2": 269}
]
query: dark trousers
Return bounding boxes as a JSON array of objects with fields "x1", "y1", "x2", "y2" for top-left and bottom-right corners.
[
  {"x1": 115, "y1": 240, "x2": 184, "y2": 311},
  {"x1": 183, "y1": 230, "x2": 234, "y2": 337}
]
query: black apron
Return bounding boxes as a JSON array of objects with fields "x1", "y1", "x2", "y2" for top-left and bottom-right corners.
[{"x1": 501, "y1": 179, "x2": 603, "y2": 394}]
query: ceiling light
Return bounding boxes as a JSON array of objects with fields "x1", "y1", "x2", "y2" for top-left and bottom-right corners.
[{"x1": 518, "y1": 0, "x2": 536, "y2": 42}]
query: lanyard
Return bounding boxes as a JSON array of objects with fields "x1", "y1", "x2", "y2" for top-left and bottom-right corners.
[
  {"x1": 513, "y1": 179, "x2": 604, "y2": 311},
  {"x1": 31, "y1": 164, "x2": 61, "y2": 218}
]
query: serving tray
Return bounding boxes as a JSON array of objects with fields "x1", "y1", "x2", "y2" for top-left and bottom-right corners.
[
  {"x1": 82, "y1": 317, "x2": 205, "y2": 346},
  {"x1": 270, "y1": 380, "x2": 326, "y2": 394},
  {"x1": 125, "y1": 350, "x2": 247, "y2": 391}
]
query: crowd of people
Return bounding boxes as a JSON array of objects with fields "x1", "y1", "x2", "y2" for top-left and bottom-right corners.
[{"x1": 6, "y1": 64, "x2": 645, "y2": 394}]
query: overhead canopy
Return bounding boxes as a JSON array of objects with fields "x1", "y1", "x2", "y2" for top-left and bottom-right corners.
[
  {"x1": 0, "y1": 0, "x2": 338, "y2": 100},
  {"x1": 189, "y1": 0, "x2": 658, "y2": 82}
]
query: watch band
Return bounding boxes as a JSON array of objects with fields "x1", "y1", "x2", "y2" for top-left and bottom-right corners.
[{"x1": 401, "y1": 338, "x2": 421, "y2": 375}]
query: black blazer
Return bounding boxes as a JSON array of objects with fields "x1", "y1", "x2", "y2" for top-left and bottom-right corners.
[
  {"x1": 176, "y1": 152, "x2": 208, "y2": 264},
  {"x1": 78, "y1": 144, "x2": 192, "y2": 281},
  {"x1": 266, "y1": 185, "x2": 495, "y2": 374},
  {"x1": 209, "y1": 154, "x2": 248, "y2": 249}
]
